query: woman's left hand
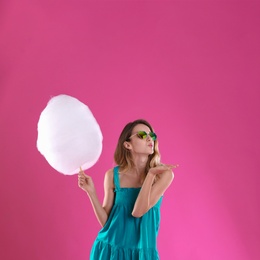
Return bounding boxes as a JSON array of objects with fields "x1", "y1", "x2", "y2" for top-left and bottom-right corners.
[{"x1": 149, "y1": 164, "x2": 179, "y2": 176}]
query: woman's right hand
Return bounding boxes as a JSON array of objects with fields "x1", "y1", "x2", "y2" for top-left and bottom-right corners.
[{"x1": 78, "y1": 169, "x2": 95, "y2": 194}]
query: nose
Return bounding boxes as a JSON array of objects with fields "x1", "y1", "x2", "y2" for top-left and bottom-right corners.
[{"x1": 146, "y1": 134, "x2": 152, "y2": 141}]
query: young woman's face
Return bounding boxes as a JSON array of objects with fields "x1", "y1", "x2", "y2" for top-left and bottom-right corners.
[{"x1": 127, "y1": 124, "x2": 155, "y2": 155}]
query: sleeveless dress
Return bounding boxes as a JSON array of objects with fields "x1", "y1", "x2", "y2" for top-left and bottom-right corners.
[{"x1": 90, "y1": 166, "x2": 163, "y2": 260}]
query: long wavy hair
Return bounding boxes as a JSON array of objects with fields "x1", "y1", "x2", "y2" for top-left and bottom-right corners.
[{"x1": 114, "y1": 119, "x2": 161, "y2": 174}]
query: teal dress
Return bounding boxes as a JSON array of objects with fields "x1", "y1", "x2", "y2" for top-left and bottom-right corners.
[{"x1": 90, "y1": 166, "x2": 163, "y2": 259}]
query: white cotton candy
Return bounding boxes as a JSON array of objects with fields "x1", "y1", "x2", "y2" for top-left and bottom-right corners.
[{"x1": 37, "y1": 94, "x2": 103, "y2": 175}]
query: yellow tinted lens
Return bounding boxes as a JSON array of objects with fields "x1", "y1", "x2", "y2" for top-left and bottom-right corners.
[{"x1": 137, "y1": 131, "x2": 147, "y2": 139}]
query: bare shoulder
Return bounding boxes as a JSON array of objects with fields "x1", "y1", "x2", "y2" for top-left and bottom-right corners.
[
  {"x1": 165, "y1": 168, "x2": 174, "y2": 180},
  {"x1": 156, "y1": 168, "x2": 174, "y2": 184},
  {"x1": 104, "y1": 168, "x2": 115, "y2": 189},
  {"x1": 105, "y1": 168, "x2": 114, "y2": 177}
]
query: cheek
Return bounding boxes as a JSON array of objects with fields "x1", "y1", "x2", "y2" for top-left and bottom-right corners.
[{"x1": 132, "y1": 140, "x2": 147, "y2": 151}]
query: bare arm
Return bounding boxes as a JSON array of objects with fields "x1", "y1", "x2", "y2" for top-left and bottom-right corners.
[
  {"x1": 132, "y1": 165, "x2": 174, "y2": 218},
  {"x1": 78, "y1": 168, "x2": 115, "y2": 227}
]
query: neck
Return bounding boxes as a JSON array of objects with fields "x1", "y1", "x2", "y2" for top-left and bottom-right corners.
[{"x1": 131, "y1": 154, "x2": 149, "y2": 175}]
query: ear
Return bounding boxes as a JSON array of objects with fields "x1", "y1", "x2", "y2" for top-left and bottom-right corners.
[{"x1": 124, "y1": 141, "x2": 132, "y2": 150}]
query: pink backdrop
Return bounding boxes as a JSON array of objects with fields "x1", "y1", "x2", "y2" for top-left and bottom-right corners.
[{"x1": 1, "y1": 1, "x2": 259, "y2": 260}]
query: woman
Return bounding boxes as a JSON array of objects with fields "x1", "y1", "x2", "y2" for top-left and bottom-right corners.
[{"x1": 78, "y1": 119, "x2": 175, "y2": 259}]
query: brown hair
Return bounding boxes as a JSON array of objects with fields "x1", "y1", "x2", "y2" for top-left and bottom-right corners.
[{"x1": 114, "y1": 119, "x2": 161, "y2": 174}]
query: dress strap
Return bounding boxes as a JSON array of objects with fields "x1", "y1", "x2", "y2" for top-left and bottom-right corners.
[{"x1": 113, "y1": 166, "x2": 121, "y2": 191}]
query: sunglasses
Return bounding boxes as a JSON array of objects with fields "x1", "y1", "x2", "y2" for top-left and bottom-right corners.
[{"x1": 129, "y1": 131, "x2": 157, "y2": 141}]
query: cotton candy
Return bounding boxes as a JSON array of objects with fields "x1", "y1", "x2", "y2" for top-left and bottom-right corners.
[{"x1": 37, "y1": 94, "x2": 103, "y2": 175}]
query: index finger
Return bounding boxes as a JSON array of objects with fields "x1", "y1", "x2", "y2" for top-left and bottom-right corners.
[
  {"x1": 79, "y1": 167, "x2": 85, "y2": 175},
  {"x1": 164, "y1": 164, "x2": 179, "y2": 169}
]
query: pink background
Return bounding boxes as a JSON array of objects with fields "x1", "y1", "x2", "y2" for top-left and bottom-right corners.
[{"x1": 1, "y1": 1, "x2": 259, "y2": 260}]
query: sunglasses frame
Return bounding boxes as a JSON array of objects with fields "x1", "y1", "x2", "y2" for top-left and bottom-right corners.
[{"x1": 129, "y1": 131, "x2": 157, "y2": 141}]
